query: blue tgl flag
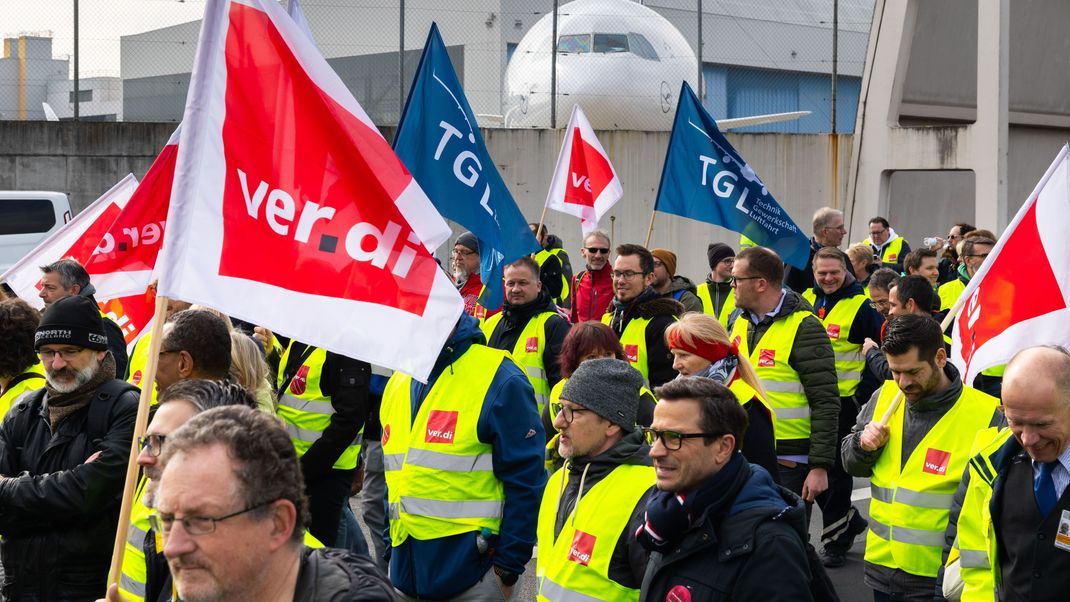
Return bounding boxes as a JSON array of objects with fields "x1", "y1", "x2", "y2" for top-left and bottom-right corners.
[
  {"x1": 654, "y1": 83, "x2": 810, "y2": 269},
  {"x1": 394, "y1": 23, "x2": 540, "y2": 309}
]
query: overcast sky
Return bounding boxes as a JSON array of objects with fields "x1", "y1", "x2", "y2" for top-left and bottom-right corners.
[{"x1": 0, "y1": 0, "x2": 208, "y2": 75}]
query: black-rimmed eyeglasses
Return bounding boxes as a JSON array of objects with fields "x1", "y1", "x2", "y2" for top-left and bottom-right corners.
[
  {"x1": 642, "y1": 427, "x2": 723, "y2": 451},
  {"x1": 149, "y1": 499, "x2": 278, "y2": 536}
]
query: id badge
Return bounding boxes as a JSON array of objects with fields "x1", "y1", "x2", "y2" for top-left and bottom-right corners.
[{"x1": 1055, "y1": 510, "x2": 1070, "y2": 552}]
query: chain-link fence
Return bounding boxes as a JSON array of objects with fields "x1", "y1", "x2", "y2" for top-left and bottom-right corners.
[{"x1": 0, "y1": 0, "x2": 872, "y2": 132}]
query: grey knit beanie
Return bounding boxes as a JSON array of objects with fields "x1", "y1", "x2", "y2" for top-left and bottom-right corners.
[{"x1": 560, "y1": 358, "x2": 643, "y2": 432}]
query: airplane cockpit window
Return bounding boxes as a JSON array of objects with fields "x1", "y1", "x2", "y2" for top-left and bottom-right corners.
[
  {"x1": 557, "y1": 34, "x2": 592, "y2": 53},
  {"x1": 593, "y1": 33, "x2": 629, "y2": 53},
  {"x1": 627, "y1": 32, "x2": 659, "y2": 61}
]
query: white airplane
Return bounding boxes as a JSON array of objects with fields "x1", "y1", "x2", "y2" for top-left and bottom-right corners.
[
  {"x1": 41, "y1": 102, "x2": 60, "y2": 122},
  {"x1": 504, "y1": 0, "x2": 809, "y2": 132}
]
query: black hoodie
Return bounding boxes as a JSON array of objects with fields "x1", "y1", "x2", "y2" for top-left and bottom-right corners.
[{"x1": 485, "y1": 289, "x2": 571, "y2": 388}]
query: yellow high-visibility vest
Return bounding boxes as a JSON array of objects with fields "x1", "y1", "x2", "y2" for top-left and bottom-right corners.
[
  {"x1": 381, "y1": 345, "x2": 514, "y2": 545},
  {"x1": 865, "y1": 381, "x2": 998, "y2": 577},
  {"x1": 695, "y1": 283, "x2": 736, "y2": 329},
  {"x1": 863, "y1": 236, "x2": 907, "y2": 267},
  {"x1": 117, "y1": 478, "x2": 154, "y2": 602},
  {"x1": 0, "y1": 363, "x2": 45, "y2": 417},
  {"x1": 802, "y1": 290, "x2": 867, "y2": 397},
  {"x1": 535, "y1": 248, "x2": 571, "y2": 307},
  {"x1": 276, "y1": 344, "x2": 362, "y2": 470},
  {"x1": 536, "y1": 463, "x2": 654, "y2": 602},
  {"x1": 482, "y1": 311, "x2": 556, "y2": 416},
  {"x1": 729, "y1": 311, "x2": 812, "y2": 442},
  {"x1": 126, "y1": 333, "x2": 158, "y2": 405}
]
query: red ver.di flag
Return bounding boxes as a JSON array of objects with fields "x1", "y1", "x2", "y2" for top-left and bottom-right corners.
[
  {"x1": 950, "y1": 145, "x2": 1070, "y2": 384},
  {"x1": 157, "y1": 0, "x2": 462, "y2": 381},
  {"x1": 545, "y1": 104, "x2": 623, "y2": 235}
]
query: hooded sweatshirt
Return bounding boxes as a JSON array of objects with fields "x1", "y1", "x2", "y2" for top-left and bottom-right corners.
[{"x1": 658, "y1": 275, "x2": 703, "y2": 314}]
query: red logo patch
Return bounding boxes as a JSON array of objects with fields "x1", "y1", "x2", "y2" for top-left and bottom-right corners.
[
  {"x1": 923, "y1": 448, "x2": 951, "y2": 475},
  {"x1": 568, "y1": 530, "x2": 596, "y2": 566},
  {"x1": 624, "y1": 344, "x2": 639, "y2": 363},
  {"x1": 289, "y1": 364, "x2": 310, "y2": 395},
  {"x1": 382, "y1": 424, "x2": 390, "y2": 446},
  {"x1": 525, "y1": 337, "x2": 539, "y2": 353},
  {"x1": 666, "y1": 585, "x2": 692, "y2": 602},
  {"x1": 826, "y1": 324, "x2": 841, "y2": 339},
  {"x1": 425, "y1": 410, "x2": 458, "y2": 444},
  {"x1": 131, "y1": 370, "x2": 143, "y2": 386},
  {"x1": 758, "y1": 348, "x2": 776, "y2": 367},
  {"x1": 887, "y1": 253, "x2": 898, "y2": 262}
]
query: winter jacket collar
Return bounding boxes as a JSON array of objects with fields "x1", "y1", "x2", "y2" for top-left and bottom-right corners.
[
  {"x1": 739, "y1": 289, "x2": 812, "y2": 326},
  {"x1": 293, "y1": 547, "x2": 394, "y2": 601},
  {"x1": 611, "y1": 287, "x2": 684, "y2": 320},
  {"x1": 663, "y1": 275, "x2": 698, "y2": 297},
  {"x1": 704, "y1": 276, "x2": 733, "y2": 293},
  {"x1": 870, "y1": 229, "x2": 901, "y2": 253},
  {"x1": 809, "y1": 277, "x2": 865, "y2": 307},
  {"x1": 555, "y1": 430, "x2": 650, "y2": 535}
]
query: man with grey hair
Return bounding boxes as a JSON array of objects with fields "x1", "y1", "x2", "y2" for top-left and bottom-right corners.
[
  {"x1": 570, "y1": 229, "x2": 615, "y2": 323},
  {"x1": 38, "y1": 258, "x2": 129, "y2": 377},
  {"x1": 941, "y1": 346, "x2": 1070, "y2": 601},
  {"x1": 113, "y1": 380, "x2": 258, "y2": 602},
  {"x1": 0, "y1": 295, "x2": 139, "y2": 600},
  {"x1": 152, "y1": 406, "x2": 393, "y2": 601},
  {"x1": 785, "y1": 207, "x2": 848, "y2": 293}
]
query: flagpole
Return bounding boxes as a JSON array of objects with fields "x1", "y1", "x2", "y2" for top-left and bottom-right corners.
[
  {"x1": 535, "y1": 202, "x2": 550, "y2": 252},
  {"x1": 107, "y1": 293, "x2": 169, "y2": 591},
  {"x1": 643, "y1": 210, "x2": 657, "y2": 248},
  {"x1": 877, "y1": 390, "x2": 904, "y2": 426},
  {"x1": 940, "y1": 293, "x2": 967, "y2": 332}
]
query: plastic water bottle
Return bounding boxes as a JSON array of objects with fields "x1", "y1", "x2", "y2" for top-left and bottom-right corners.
[{"x1": 923, "y1": 237, "x2": 940, "y2": 247}]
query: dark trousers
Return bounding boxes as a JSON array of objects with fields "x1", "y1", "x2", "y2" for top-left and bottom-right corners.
[
  {"x1": 778, "y1": 461, "x2": 814, "y2": 530},
  {"x1": 816, "y1": 396, "x2": 864, "y2": 550},
  {"x1": 306, "y1": 467, "x2": 356, "y2": 547}
]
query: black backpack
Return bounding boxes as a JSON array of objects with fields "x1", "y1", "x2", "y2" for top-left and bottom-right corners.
[{"x1": 10, "y1": 379, "x2": 139, "y2": 449}]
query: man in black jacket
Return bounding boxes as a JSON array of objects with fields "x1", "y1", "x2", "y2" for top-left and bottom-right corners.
[
  {"x1": 38, "y1": 258, "x2": 130, "y2": 378},
  {"x1": 0, "y1": 295, "x2": 139, "y2": 600},
  {"x1": 639, "y1": 377, "x2": 812, "y2": 601},
  {"x1": 784, "y1": 207, "x2": 847, "y2": 294},
  {"x1": 530, "y1": 223, "x2": 574, "y2": 309},
  {"x1": 150, "y1": 405, "x2": 392, "y2": 602}
]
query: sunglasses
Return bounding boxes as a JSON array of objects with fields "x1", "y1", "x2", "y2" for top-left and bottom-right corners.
[{"x1": 585, "y1": 247, "x2": 610, "y2": 254}]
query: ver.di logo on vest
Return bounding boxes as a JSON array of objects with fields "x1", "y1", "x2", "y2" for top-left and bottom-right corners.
[
  {"x1": 289, "y1": 365, "x2": 310, "y2": 395},
  {"x1": 826, "y1": 324, "x2": 841, "y2": 339},
  {"x1": 625, "y1": 344, "x2": 639, "y2": 363},
  {"x1": 568, "y1": 530, "x2": 596, "y2": 566},
  {"x1": 923, "y1": 448, "x2": 951, "y2": 475},
  {"x1": 758, "y1": 349, "x2": 776, "y2": 367},
  {"x1": 526, "y1": 337, "x2": 539, "y2": 353},
  {"x1": 426, "y1": 410, "x2": 459, "y2": 444}
]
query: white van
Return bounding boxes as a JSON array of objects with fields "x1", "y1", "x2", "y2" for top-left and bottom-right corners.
[{"x1": 0, "y1": 191, "x2": 72, "y2": 274}]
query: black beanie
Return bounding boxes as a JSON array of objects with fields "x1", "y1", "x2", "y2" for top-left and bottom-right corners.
[
  {"x1": 707, "y1": 243, "x2": 735, "y2": 270},
  {"x1": 35, "y1": 295, "x2": 109, "y2": 351},
  {"x1": 455, "y1": 231, "x2": 479, "y2": 254}
]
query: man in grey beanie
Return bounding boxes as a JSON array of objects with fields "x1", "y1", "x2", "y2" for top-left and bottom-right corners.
[{"x1": 536, "y1": 358, "x2": 655, "y2": 599}]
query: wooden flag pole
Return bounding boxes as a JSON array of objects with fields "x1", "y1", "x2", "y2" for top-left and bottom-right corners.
[
  {"x1": 534, "y1": 203, "x2": 550, "y2": 253},
  {"x1": 643, "y1": 210, "x2": 657, "y2": 248},
  {"x1": 107, "y1": 293, "x2": 169, "y2": 591},
  {"x1": 940, "y1": 291, "x2": 968, "y2": 332},
  {"x1": 877, "y1": 390, "x2": 904, "y2": 426}
]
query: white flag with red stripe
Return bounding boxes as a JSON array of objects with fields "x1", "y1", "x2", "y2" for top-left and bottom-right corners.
[
  {"x1": 156, "y1": 0, "x2": 461, "y2": 380},
  {"x1": 545, "y1": 104, "x2": 623, "y2": 234},
  {"x1": 0, "y1": 175, "x2": 139, "y2": 309},
  {"x1": 950, "y1": 145, "x2": 1070, "y2": 384}
]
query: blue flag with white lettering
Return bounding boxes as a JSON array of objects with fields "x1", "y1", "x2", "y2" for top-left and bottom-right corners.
[
  {"x1": 654, "y1": 83, "x2": 809, "y2": 269},
  {"x1": 394, "y1": 23, "x2": 539, "y2": 309}
]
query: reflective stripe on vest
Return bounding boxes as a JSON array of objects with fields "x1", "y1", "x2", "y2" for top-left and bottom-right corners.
[
  {"x1": 696, "y1": 283, "x2": 736, "y2": 329},
  {"x1": 729, "y1": 310, "x2": 812, "y2": 442},
  {"x1": 536, "y1": 463, "x2": 653, "y2": 602},
  {"x1": 535, "y1": 248, "x2": 571, "y2": 306},
  {"x1": 865, "y1": 381, "x2": 998, "y2": 577},
  {"x1": 953, "y1": 427, "x2": 1011, "y2": 600},
  {"x1": 601, "y1": 313, "x2": 660, "y2": 386},
  {"x1": 482, "y1": 311, "x2": 555, "y2": 415},
  {"x1": 276, "y1": 344, "x2": 362, "y2": 470},
  {"x1": 863, "y1": 236, "x2": 906, "y2": 266},
  {"x1": 802, "y1": 290, "x2": 867, "y2": 397},
  {"x1": 118, "y1": 478, "x2": 154, "y2": 602},
  {"x1": 381, "y1": 345, "x2": 510, "y2": 545},
  {"x1": 126, "y1": 333, "x2": 159, "y2": 406}
]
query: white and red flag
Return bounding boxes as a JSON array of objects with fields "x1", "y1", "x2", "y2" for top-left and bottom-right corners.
[
  {"x1": 545, "y1": 104, "x2": 623, "y2": 234},
  {"x1": 156, "y1": 0, "x2": 461, "y2": 380},
  {"x1": 950, "y1": 145, "x2": 1070, "y2": 384}
]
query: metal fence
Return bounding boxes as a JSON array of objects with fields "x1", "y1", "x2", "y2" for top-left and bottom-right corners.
[{"x1": 0, "y1": 0, "x2": 873, "y2": 132}]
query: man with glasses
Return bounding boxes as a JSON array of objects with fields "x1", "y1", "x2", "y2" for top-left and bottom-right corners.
[
  {"x1": 938, "y1": 235, "x2": 995, "y2": 313},
  {"x1": 638, "y1": 377, "x2": 812, "y2": 600},
  {"x1": 154, "y1": 309, "x2": 232, "y2": 393},
  {"x1": 116, "y1": 380, "x2": 258, "y2": 602},
  {"x1": 862, "y1": 217, "x2": 911, "y2": 273},
  {"x1": 936, "y1": 222, "x2": 974, "y2": 284},
  {"x1": 697, "y1": 243, "x2": 738, "y2": 327},
  {"x1": 0, "y1": 295, "x2": 139, "y2": 600},
  {"x1": 802, "y1": 247, "x2": 884, "y2": 568},
  {"x1": 453, "y1": 231, "x2": 500, "y2": 320},
  {"x1": 785, "y1": 206, "x2": 848, "y2": 293},
  {"x1": 536, "y1": 358, "x2": 653, "y2": 600},
  {"x1": 728, "y1": 247, "x2": 839, "y2": 526},
  {"x1": 149, "y1": 405, "x2": 393, "y2": 601},
  {"x1": 603, "y1": 244, "x2": 683, "y2": 389},
  {"x1": 570, "y1": 229, "x2": 615, "y2": 323}
]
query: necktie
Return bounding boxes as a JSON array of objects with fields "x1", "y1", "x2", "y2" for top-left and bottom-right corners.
[{"x1": 1035, "y1": 461, "x2": 1058, "y2": 517}]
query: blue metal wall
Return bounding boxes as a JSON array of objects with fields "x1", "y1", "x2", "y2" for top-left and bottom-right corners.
[{"x1": 702, "y1": 63, "x2": 860, "y2": 134}]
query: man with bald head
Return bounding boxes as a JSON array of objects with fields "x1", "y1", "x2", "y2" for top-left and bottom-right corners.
[{"x1": 942, "y1": 346, "x2": 1070, "y2": 601}]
